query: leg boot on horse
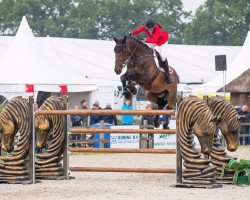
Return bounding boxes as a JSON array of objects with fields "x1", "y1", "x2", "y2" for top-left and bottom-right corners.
[
  {"x1": 162, "y1": 59, "x2": 172, "y2": 84},
  {"x1": 127, "y1": 81, "x2": 137, "y2": 95}
]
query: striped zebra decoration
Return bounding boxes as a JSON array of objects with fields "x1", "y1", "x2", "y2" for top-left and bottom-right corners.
[
  {"x1": 176, "y1": 96, "x2": 219, "y2": 186},
  {"x1": 0, "y1": 97, "x2": 32, "y2": 183},
  {"x1": 207, "y1": 96, "x2": 242, "y2": 181},
  {"x1": 35, "y1": 96, "x2": 66, "y2": 179}
]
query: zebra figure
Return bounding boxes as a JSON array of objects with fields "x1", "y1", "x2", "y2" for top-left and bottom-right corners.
[
  {"x1": 207, "y1": 96, "x2": 242, "y2": 181},
  {"x1": 0, "y1": 97, "x2": 32, "y2": 183},
  {"x1": 35, "y1": 96, "x2": 66, "y2": 179},
  {"x1": 176, "y1": 96, "x2": 219, "y2": 187}
]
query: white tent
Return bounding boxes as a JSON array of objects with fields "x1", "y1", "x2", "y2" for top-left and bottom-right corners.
[
  {"x1": 0, "y1": 16, "x2": 97, "y2": 100},
  {"x1": 192, "y1": 31, "x2": 250, "y2": 94}
]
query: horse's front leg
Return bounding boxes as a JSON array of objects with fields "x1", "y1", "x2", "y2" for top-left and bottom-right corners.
[{"x1": 120, "y1": 73, "x2": 131, "y2": 99}]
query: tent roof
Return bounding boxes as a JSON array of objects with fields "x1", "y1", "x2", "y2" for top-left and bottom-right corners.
[
  {"x1": 0, "y1": 16, "x2": 96, "y2": 92},
  {"x1": 0, "y1": 38, "x2": 240, "y2": 86},
  {"x1": 217, "y1": 68, "x2": 250, "y2": 93},
  {"x1": 0, "y1": 19, "x2": 241, "y2": 85},
  {"x1": 201, "y1": 31, "x2": 250, "y2": 90}
]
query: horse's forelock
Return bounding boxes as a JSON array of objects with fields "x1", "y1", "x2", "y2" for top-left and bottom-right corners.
[{"x1": 114, "y1": 38, "x2": 126, "y2": 53}]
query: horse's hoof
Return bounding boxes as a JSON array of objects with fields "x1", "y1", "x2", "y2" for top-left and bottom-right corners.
[
  {"x1": 123, "y1": 91, "x2": 131, "y2": 99},
  {"x1": 163, "y1": 122, "x2": 170, "y2": 129},
  {"x1": 154, "y1": 120, "x2": 160, "y2": 128}
]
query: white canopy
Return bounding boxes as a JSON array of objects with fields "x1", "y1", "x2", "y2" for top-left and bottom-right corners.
[
  {"x1": 192, "y1": 31, "x2": 250, "y2": 94},
  {"x1": 0, "y1": 16, "x2": 97, "y2": 93}
]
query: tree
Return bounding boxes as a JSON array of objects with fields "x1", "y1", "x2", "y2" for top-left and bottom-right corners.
[
  {"x1": 0, "y1": 0, "x2": 189, "y2": 43},
  {"x1": 71, "y1": 0, "x2": 189, "y2": 43},
  {"x1": 183, "y1": 0, "x2": 250, "y2": 45},
  {"x1": 0, "y1": 0, "x2": 74, "y2": 37}
]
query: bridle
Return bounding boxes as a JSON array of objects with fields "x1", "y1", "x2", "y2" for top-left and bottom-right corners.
[{"x1": 115, "y1": 39, "x2": 154, "y2": 69}]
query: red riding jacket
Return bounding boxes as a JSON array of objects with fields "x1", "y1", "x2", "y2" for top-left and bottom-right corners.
[{"x1": 131, "y1": 23, "x2": 169, "y2": 46}]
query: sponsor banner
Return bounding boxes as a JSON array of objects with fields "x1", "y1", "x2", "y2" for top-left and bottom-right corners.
[
  {"x1": 110, "y1": 125, "x2": 140, "y2": 148},
  {"x1": 154, "y1": 119, "x2": 200, "y2": 149}
]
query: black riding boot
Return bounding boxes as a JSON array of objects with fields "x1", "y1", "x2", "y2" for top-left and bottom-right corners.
[{"x1": 162, "y1": 59, "x2": 172, "y2": 84}]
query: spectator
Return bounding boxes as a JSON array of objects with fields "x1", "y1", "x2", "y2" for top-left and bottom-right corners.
[
  {"x1": 80, "y1": 99, "x2": 88, "y2": 127},
  {"x1": 90, "y1": 101, "x2": 102, "y2": 125},
  {"x1": 238, "y1": 105, "x2": 250, "y2": 145},
  {"x1": 70, "y1": 106, "x2": 83, "y2": 147},
  {"x1": 121, "y1": 99, "x2": 134, "y2": 125},
  {"x1": 71, "y1": 106, "x2": 83, "y2": 126},
  {"x1": 141, "y1": 103, "x2": 154, "y2": 126},
  {"x1": 161, "y1": 105, "x2": 171, "y2": 129},
  {"x1": 101, "y1": 102, "x2": 118, "y2": 125},
  {"x1": 234, "y1": 105, "x2": 242, "y2": 114},
  {"x1": 94, "y1": 100, "x2": 102, "y2": 109}
]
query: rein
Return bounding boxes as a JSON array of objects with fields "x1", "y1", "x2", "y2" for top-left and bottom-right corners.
[
  {"x1": 120, "y1": 41, "x2": 154, "y2": 69},
  {"x1": 120, "y1": 40, "x2": 139, "y2": 69}
]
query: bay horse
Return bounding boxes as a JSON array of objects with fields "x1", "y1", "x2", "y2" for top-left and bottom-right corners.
[{"x1": 113, "y1": 35, "x2": 179, "y2": 128}]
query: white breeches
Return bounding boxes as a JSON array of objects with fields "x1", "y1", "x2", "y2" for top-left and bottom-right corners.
[{"x1": 146, "y1": 42, "x2": 168, "y2": 61}]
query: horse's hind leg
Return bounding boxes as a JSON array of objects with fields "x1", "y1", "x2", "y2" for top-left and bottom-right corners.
[{"x1": 145, "y1": 91, "x2": 167, "y2": 128}]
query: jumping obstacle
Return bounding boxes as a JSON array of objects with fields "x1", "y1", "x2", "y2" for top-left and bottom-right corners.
[{"x1": 36, "y1": 108, "x2": 177, "y2": 175}]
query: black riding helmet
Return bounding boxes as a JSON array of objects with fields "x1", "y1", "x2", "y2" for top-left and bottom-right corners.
[{"x1": 144, "y1": 19, "x2": 156, "y2": 29}]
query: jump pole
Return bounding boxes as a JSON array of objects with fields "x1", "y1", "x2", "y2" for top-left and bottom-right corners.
[{"x1": 70, "y1": 167, "x2": 175, "y2": 173}]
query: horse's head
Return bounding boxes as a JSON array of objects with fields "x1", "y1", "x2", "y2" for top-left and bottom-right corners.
[
  {"x1": 192, "y1": 114, "x2": 217, "y2": 155},
  {"x1": 0, "y1": 119, "x2": 16, "y2": 152},
  {"x1": 35, "y1": 117, "x2": 50, "y2": 148},
  {"x1": 113, "y1": 35, "x2": 131, "y2": 75},
  {"x1": 219, "y1": 115, "x2": 242, "y2": 152}
]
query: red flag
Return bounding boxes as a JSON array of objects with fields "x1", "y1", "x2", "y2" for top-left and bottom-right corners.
[
  {"x1": 59, "y1": 85, "x2": 68, "y2": 93},
  {"x1": 25, "y1": 84, "x2": 34, "y2": 93}
]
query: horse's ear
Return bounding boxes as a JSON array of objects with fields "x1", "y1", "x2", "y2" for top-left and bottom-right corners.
[
  {"x1": 122, "y1": 36, "x2": 127, "y2": 44},
  {"x1": 112, "y1": 35, "x2": 118, "y2": 43}
]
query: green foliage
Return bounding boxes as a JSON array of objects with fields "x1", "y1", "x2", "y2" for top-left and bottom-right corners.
[
  {"x1": 183, "y1": 0, "x2": 250, "y2": 45},
  {"x1": 221, "y1": 158, "x2": 250, "y2": 185},
  {"x1": 0, "y1": 0, "x2": 189, "y2": 43},
  {"x1": 1, "y1": 0, "x2": 249, "y2": 45}
]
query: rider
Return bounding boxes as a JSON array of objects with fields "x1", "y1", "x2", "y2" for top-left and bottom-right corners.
[{"x1": 130, "y1": 19, "x2": 172, "y2": 84}]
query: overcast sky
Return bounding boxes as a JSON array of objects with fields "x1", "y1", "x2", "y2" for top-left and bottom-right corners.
[{"x1": 182, "y1": 0, "x2": 206, "y2": 13}]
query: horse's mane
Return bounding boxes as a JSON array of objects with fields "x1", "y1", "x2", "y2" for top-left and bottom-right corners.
[{"x1": 126, "y1": 35, "x2": 151, "y2": 49}]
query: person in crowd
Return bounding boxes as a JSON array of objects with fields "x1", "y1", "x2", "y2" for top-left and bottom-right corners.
[
  {"x1": 90, "y1": 100, "x2": 102, "y2": 125},
  {"x1": 141, "y1": 103, "x2": 154, "y2": 126},
  {"x1": 101, "y1": 102, "x2": 118, "y2": 125},
  {"x1": 89, "y1": 100, "x2": 102, "y2": 144},
  {"x1": 161, "y1": 105, "x2": 171, "y2": 129},
  {"x1": 70, "y1": 106, "x2": 83, "y2": 147},
  {"x1": 121, "y1": 99, "x2": 134, "y2": 125},
  {"x1": 234, "y1": 105, "x2": 242, "y2": 114},
  {"x1": 130, "y1": 18, "x2": 172, "y2": 84},
  {"x1": 80, "y1": 99, "x2": 88, "y2": 127},
  {"x1": 94, "y1": 100, "x2": 102, "y2": 109},
  {"x1": 238, "y1": 105, "x2": 250, "y2": 145}
]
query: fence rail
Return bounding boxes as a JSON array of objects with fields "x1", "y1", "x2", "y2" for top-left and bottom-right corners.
[
  {"x1": 69, "y1": 128, "x2": 176, "y2": 134},
  {"x1": 69, "y1": 148, "x2": 176, "y2": 154},
  {"x1": 35, "y1": 109, "x2": 174, "y2": 116}
]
